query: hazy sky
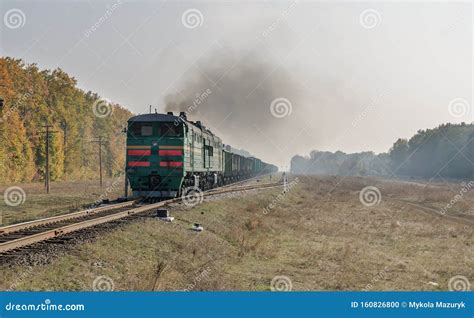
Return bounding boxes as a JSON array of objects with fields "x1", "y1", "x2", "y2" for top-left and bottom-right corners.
[{"x1": 1, "y1": 1, "x2": 472, "y2": 168}]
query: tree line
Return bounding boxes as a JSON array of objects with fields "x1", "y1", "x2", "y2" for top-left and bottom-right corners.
[
  {"x1": 291, "y1": 123, "x2": 474, "y2": 179},
  {"x1": 0, "y1": 57, "x2": 132, "y2": 184}
]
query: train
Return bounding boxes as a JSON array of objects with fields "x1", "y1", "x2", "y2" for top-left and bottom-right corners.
[{"x1": 125, "y1": 111, "x2": 278, "y2": 198}]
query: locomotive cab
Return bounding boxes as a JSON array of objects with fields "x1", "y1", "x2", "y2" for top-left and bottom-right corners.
[{"x1": 126, "y1": 113, "x2": 185, "y2": 199}]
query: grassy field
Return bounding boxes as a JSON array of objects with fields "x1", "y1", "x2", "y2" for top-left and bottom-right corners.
[{"x1": 0, "y1": 175, "x2": 472, "y2": 291}]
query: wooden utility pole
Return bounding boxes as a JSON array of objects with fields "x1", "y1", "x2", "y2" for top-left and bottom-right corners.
[
  {"x1": 122, "y1": 128, "x2": 129, "y2": 198},
  {"x1": 41, "y1": 124, "x2": 57, "y2": 194},
  {"x1": 46, "y1": 125, "x2": 49, "y2": 192},
  {"x1": 92, "y1": 136, "x2": 107, "y2": 187},
  {"x1": 99, "y1": 136, "x2": 103, "y2": 187}
]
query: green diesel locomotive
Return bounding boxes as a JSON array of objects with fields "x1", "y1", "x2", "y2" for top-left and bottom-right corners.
[{"x1": 125, "y1": 112, "x2": 277, "y2": 198}]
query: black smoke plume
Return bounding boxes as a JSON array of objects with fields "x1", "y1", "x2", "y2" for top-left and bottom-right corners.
[{"x1": 164, "y1": 49, "x2": 311, "y2": 165}]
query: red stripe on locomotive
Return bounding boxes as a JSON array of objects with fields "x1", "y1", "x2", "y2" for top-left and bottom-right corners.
[
  {"x1": 159, "y1": 150, "x2": 183, "y2": 156},
  {"x1": 128, "y1": 161, "x2": 150, "y2": 167},
  {"x1": 128, "y1": 149, "x2": 151, "y2": 156},
  {"x1": 160, "y1": 161, "x2": 183, "y2": 167}
]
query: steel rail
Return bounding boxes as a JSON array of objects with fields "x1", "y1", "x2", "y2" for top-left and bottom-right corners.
[
  {"x1": 0, "y1": 182, "x2": 282, "y2": 253},
  {"x1": 205, "y1": 181, "x2": 280, "y2": 193},
  {"x1": 215, "y1": 173, "x2": 276, "y2": 190},
  {"x1": 0, "y1": 201, "x2": 136, "y2": 235},
  {"x1": 0, "y1": 176, "x2": 279, "y2": 236}
]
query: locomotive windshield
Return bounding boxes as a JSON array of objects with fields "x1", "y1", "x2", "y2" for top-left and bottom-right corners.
[
  {"x1": 159, "y1": 123, "x2": 182, "y2": 137},
  {"x1": 128, "y1": 122, "x2": 183, "y2": 137},
  {"x1": 130, "y1": 123, "x2": 153, "y2": 137}
]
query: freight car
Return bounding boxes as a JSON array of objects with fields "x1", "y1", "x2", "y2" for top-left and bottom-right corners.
[{"x1": 125, "y1": 112, "x2": 277, "y2": 198}]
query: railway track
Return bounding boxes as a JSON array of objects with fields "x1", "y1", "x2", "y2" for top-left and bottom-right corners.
[
  {"x1": 0, "y1": 181, "x2": 282, "y2": 256},
  {"x1": 214, "y1": 172, "x2": 280, "y2": 190}
]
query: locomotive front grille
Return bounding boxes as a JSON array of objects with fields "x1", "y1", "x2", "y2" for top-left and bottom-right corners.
[{"x1": 149, "y1": 175, "x2": 161, "y2": 188}]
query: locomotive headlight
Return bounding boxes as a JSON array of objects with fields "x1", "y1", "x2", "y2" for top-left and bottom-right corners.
[{"x1": 152, "y1": 140, "x2": 158, "y2": 147}]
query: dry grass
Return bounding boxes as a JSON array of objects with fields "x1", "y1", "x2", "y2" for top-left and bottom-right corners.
[
  {"x1": 0, "y1": 175, "x2": 472, "y2": 291},
  {"x1": 0, "y1": 178, "x2": 124, "y2": 226}
]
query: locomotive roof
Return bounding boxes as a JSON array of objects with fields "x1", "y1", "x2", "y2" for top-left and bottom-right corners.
[
  {"x1": 128, "y1": 113, "x2": 221, "y2": 141},
  {"x1": 128, "y1": 113, "x2": 179, "y2": 122}
]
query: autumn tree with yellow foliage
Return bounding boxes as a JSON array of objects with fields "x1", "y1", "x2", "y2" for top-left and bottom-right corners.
[{"x1": 0, "y1": 57, "x2": 132, "y2": 184}]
